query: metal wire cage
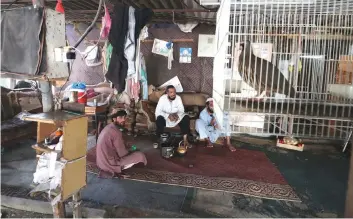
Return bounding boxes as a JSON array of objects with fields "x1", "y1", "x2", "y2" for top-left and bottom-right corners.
[{"x1": 212, "y1": 0, "x2": 353, "y2": 142}]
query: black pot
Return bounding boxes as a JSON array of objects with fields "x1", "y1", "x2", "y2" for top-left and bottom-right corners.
[
  {"x1": 159, "y1": 132, "x2": 170, "y2": 144},
  {"x1": 160, "y1": 142, "x2": 174, "y2": 158}
]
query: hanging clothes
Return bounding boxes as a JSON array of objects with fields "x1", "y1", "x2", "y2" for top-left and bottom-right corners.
[
  {"x1": 139, "y1": 53, "x2": 148, "y2": 100},
  {"x1": 104, "y1": 42, "x2": 113, "y2": 74},
  {"x1": 167, "y1": 44, "x2": 174, "y2": 70},
  {"x1": 106, "y1": 4, "x2": 153, "y2": 93},
  {"x1": 124, "y1": 6, "x2": 136, "y2": 76},
  {"x1": 126, "y1": 77, "x2": 140, "y2": 102},
  {"x1": 100, "y1": 2, "x2": 111, "y2": 39},
  {"x1": 134, "y1": 8, "x2": 154, "y2": 44},
  {"x1": 106, "y1": 3, "x2": 129, "y2": 93}
]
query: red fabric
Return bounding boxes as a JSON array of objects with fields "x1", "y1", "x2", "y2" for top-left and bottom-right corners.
[
  {"x1": 86, "y1": 89, "x2": 97, "y2": 99},
  {"x1": 100, "y1": 3, "x2": 112, "y2": 39},
  {"x1": 87, "y1": 143, "x2": 287, "y2": 185}
]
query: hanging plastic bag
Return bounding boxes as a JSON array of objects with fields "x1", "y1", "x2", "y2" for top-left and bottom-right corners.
[
  {"x1": 55, "y1": 0, "x2": 65, "y2": 13},
  {"x1": 100, "y1": 3, "x2": 111, "y2": 39},
  {"x1": 32, "y1": 0, "x2": 44, "y2": 8}
]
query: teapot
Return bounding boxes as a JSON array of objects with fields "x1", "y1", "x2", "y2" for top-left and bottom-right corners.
[{"x1": 176, "y1": 140, "x2": 187, "y2": 156}]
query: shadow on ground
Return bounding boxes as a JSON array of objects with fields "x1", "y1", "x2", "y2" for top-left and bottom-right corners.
[{"x1": 1, "y1": 134, "x2": 350, "y2": 218}]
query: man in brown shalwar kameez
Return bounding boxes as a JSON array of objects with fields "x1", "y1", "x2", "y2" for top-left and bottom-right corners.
[{"x1": 96, "y1": 109, "x2": 147, "y2": 176}]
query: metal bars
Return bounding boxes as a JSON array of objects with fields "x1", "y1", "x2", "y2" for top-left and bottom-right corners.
[{"x1": 214, "y1": 0, "x2": 353, "y2": 140}]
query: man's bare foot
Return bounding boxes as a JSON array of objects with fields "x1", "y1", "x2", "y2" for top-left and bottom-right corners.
[
  {"x1": 223, "y1": 137, "x2": 236, "y2": 152},
  {"x1": 185, "y1": 141, "x2": 193, "y2": 149},
  {"x1": 206, "y1": 139, "x2": 214, "y2": 148},
  {"x1": 226, "y1": 144, "x2": 236, "y2": 152},
  {"x1": 117, "y1": 173, "x2": 130, "y2": 179}
]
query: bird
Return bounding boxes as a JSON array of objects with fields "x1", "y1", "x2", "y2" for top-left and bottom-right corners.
[{"x1": 237, "y1": 40, "x2": 297, "y2": 100}]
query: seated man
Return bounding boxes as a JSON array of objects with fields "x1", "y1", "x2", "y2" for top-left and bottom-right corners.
[
  {"x1": 155, "y1": 85, "x2": 191, "y2": 147},
  {"x1": 195, "y1": 98, "x2": 236, "y2": 152},
  {"x1": 96, "y1": 109, "x2": 147, "y2": 176}
]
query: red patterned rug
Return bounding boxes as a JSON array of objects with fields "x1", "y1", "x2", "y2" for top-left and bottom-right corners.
[{"x1": 86, "y1": 145, "x2": 300, "y2": 202}]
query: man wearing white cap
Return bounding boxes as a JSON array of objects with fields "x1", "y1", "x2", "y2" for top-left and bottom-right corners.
[
  {"x1": 195, "y1": 98, "x2": 236, "y2": 152},
  {"x1": 155, "y1": 85, "x2": 191, "y2": 147}
]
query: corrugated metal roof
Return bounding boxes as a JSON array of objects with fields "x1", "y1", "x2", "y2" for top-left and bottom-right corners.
[{"x1": 1, "y1": 0, "x2": 218, "y2": 23}]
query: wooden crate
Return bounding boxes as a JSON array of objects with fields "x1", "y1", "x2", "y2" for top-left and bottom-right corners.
[
  {"x1": 276, "y1": 140, "x2": 305, "y2": 151},
  {"x1": 61, "y1": 157, "x2": 86, "y2": 200},
  {"x1": 336, "y1": 55, "x2": 353, "y2": 84}
]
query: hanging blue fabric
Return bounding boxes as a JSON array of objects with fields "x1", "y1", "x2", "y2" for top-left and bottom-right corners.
[{"x1": 166, "y1": 41, "x2": 172, "y2": 50}]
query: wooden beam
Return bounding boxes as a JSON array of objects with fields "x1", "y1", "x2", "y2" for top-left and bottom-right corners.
[
  {"x1": 52, "y1": 202, "x2": 66, "y2": 218},
  {"x1": 345, "y1": 140, "x2": 353, "y2": 217},
  {"x1": 72, "y1": 191, "x2": 82, "y2": 218},
  {"x1": 64, "y1": 9, "x2": 217, "y2": 13}
]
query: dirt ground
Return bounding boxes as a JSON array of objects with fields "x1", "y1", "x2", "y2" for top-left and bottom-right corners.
[{"x1": 1, "y1": 207, "x2": 51, "y2": 218}]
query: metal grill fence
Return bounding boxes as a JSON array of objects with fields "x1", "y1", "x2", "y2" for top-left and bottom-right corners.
[{"x1": 213, "y1": 0, "x2": 353, "y2": 141}]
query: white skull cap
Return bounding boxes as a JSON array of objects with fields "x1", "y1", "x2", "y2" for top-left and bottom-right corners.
[{"x1": 206, "y1": 97, "x2": 214, "y2": 103}]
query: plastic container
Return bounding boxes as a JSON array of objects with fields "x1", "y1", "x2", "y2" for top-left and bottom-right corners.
[
  {"x1": 69, "y1": 91, "x2": 78, "y2": 102},
  {"x1": 77, "y1": 91, "x2": 87, "y2": 104}
]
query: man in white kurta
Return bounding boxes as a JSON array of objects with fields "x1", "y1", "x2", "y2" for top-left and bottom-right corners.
[
  {"x1": 155, "y1": 85, "x2": 190, "y2": 146},
  {"x1": 195, "y1": 98, "x2": 236, "y2": 152}
]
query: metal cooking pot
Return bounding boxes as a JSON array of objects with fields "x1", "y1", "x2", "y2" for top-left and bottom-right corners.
[
  {"x1": 160, "y1": 143, "x2": 174, "y2": 158},
  {"x1": 160, "y1": 133, "x2": 170, "y2": 143}
]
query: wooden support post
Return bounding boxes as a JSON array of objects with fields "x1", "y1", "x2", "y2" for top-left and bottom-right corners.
[
  {"x1": 52, "y1": 201, "x2": 66, "y2": 218},
  {"x1": 72, "y1": 191, "x2": 82, "y2": 218},
  {"x1": 345, "y1": 140, "x2": 353, "y2": 217}
]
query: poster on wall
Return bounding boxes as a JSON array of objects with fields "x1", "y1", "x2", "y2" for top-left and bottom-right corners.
[
  {"x1": 197, "y1": 34, "x2": 215, "y2": 57},
  {"x1": 179, "y1": 48, "x2": 192, "y2": 63},
  {"x1": 152, "y1": 39, "x2": 172, "y2": 57}
]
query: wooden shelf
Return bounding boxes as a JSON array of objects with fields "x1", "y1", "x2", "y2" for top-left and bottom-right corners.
[
  {"x1": 25, "y1": 111, "x2": 88, "y2": 161},
  {"x1": 24, "y1": 111, "x2": 86, "y2": 124},
  {"x1": 25, "y1": 110, "x2": 87, "y2": 206},
  {"x1": 32, "y1": 144, "x2": 55, "y2": 153}
]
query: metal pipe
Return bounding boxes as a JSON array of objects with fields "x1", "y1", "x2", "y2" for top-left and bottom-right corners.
[
  {"x1": 39, "y1": 80, "x2": 54, "y2": 112},
  {"x1": 153, "y1": 9, "x2": 217, "y2": 12},
  {"x1": 73, "y1": 0, "x2": 103, "y2": 48},
  {"x1": 345, "y1": 139, "x2": 353, "y2": 217},
  {"x1": 66, "y1": 9, "x2": 217, "y2": 13}
]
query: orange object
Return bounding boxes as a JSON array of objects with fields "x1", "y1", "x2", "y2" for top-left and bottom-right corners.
[
  {"x1": 55, "y1": 0, "x2": 65, "y2": 13},
  {"x1": 55, "y1": 130, "x2": 63, "y2": 137}
]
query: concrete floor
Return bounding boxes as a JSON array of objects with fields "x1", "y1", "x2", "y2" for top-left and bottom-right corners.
[{"x1": 1, "y1": 135, "x2": 350, "y2": 217}]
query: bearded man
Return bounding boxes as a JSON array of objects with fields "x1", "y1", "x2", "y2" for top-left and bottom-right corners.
[
  {"x1": 96, "y1": 109, "x2": 147, "y2": 176},
  {"x1": 195, "y1": 98, "x2": 236, "y2": 152},
  {"x1": 155, "y1": 85, "x2": 191, "y2": 147}
]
